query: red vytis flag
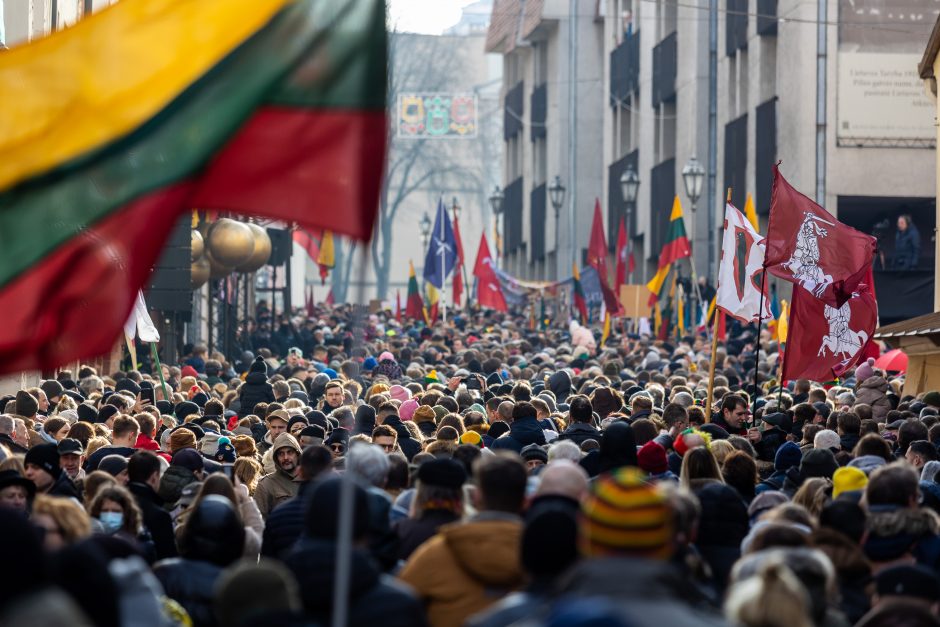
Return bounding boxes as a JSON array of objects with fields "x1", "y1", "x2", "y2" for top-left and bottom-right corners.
[
  {"x1": 472, "y1": 234, "x2": 508, "y2": 312},
  {"x1": 293, "y1": 228, "x2": 321, "y2": 261},
  {"x1": 765, "y1": 166, "x2": 876, "y2": 306},
  {"x1": 782, "y1": 284, "x2": 877, "y2": 382},
  {"x1": 614, "y1": 217, "x2": 635, "y2": 291},
  {"x1": 588, "y1": 199, "x2": 621, "y2": 314}
]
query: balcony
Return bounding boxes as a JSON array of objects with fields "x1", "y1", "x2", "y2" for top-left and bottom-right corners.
[
  {"x1": 652, "y1": 32, "x2": 677, "y2": 107},
  {"x1": 504, "y1": 80, "x2": 524, "y2": 141},
  {"x1": 610, "y1": 30, "x2": 640, "y2": 105},
  {"x1": 530, "y1": 82, "x2": 547, "y2": 142}
]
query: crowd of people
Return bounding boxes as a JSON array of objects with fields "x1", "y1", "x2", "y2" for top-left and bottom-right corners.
[{"x1": 1, "y1": 302, "x2": 940, "y2": 627}]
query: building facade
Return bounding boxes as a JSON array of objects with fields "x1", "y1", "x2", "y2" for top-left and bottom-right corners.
[{"x1": 490, "y1": 0, "x2": 936, "y2": 323}]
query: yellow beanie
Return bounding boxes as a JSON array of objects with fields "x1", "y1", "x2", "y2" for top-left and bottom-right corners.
[{"x1": 832, "y1": 466, "x2": 868, "y2": 499}]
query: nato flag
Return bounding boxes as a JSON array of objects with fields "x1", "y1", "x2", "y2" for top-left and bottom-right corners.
[{"x1": 423, "y1": 198, "x2": 458, "y2": 289}]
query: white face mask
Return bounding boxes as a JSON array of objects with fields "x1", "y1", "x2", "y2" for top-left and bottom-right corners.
[{"x1": 99, "y1": 511, "x2": 123, "y2": 534}]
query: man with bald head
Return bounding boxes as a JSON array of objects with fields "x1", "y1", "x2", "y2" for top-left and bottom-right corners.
[{"x1": 535, "y1": 459, "x2": 589, "y2": 502}]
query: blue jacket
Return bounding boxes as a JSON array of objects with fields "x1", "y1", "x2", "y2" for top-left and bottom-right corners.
[{"x1": 894, "y1": 224, "x2": 920, "y2": 269}]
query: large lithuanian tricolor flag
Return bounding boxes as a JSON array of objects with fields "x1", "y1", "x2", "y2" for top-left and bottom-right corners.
[
  {"x1": 646, "y1": 196, "x2": 691, "y2": 305},
  {"x1": 0, "y1": 0, "x2": 387, "y2": 373}
]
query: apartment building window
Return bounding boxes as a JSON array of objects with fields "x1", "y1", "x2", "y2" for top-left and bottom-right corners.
[
  {"x1": 656, "y1": 0, "x2": 677, "y2": 40},
  {"x1": 608, "y1": 149, "x2": 639, "y2": 248},
  {"x1": 755, "y1": 98, "x2": 777, "y2": 214},
  {"x1": 724, "y1": 114, "x2": 748, "y2": 209},
  {"x1": 757, "y1": 0, "x2": 778, "y2": 36},
  {"x1": 650, "y1": 158, "x2": 676, "y2": 259},
  {"x1": 652, "y1": 32, "x2": 677, "y2": 107},
  {"x1": 507, "y1": 134, "x2": 524, "y2": 181},
  {"x1": 530, "y1": 184, "x2": 547, "y2": 261},
  {"x1": 726, "y1": 0, "x2": 748, "y2": 55}
]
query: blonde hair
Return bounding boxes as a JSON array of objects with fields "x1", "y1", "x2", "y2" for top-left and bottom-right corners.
[
  {"x1": 709, "y1": 439, "x2": 735, "y2": 466},
  {"x1": 679, "y1": 447, "x2": 724, "y2": 489},
  {"x1": 792, "y1": 478, "x2": 830, "y2": 519},
  {"x1": 82, "y1": 470, "x2": 118, "y2": 509},
  {"x1": 85, "y1": 436, "x2": 112, "y2": 458},
  {"x1": 33, "y1": 495, "x2": 92, "y2": 545},
  {"x1": 724, "y1": 561, "x2": 812, "y2": 627},
  {"x1": 54, "y1": 396, "x2": 78, "y2": 413},
  {"x1": 283, "y1": 398, "x2": 304, "y2": 410},
  {"x1": 233, "y1": 457, "x2": 263, "y2": 495}
]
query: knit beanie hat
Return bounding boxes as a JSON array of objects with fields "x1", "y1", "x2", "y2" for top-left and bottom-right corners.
[
  {"x1": 24, "y1": 443, "x2": 61, "y2": 480},
  {"x1": 774, "y1": 441, "x2": 803, "y2": 472},
  {"x1": 249, "y1": 356, "x2": 268, "y2": 375},
  {"x1": 231, "y1": 435, "x2": 258, "y2": 458},
  {"x1": 77, "y1": 403, "x2": 98, "y2": 424},
  {"x1": 412, "y1": 406, "x2": 436, "y2": 424},
  {"x1": 432, "y1": 406, "x2": 448, "y2": 422},
  {"x1": 175, "y1": 401, "x2": 200, "y2": 422},
  {"x1": 521, "y1": 443, "x2": 548, "y2": 464},
  {"x1": 673, "y1": 428, "x2": 710, "y2": 457},
  {"x1": 214, "y1": 437, "x2": 236, "y2": 463},
  {"x1": 172, "y1": 448, "x2": 205, "y2": 472},
  {"x1": 814, "y1": 429, "x2": 841, "y2": 452},
  {"x1": 199, "y1": 432, "x2": 223, "y2": 457},
  {"x1": 437, "y1": 426, "x2": 459, "y2": 443},
  {"x1": 389, "y1": 385, "x2": 411, "y2": 403},
  {"x1": 459, "y1": 430, "x2": 483, "y2": 448},
  {"x1": 400, "y1": 399, "x2": 419, "y2": 422},
  {"x1": 362, "y1": 357, "x2": 378, "y2": 372},
  {"x1": 40, "y1": 380, "x2": 64, "y2": 401},
  {"x1": 832, "y1": 466, "x2": 868, "y2": 499},
  {"x1": 14, "y1": 390, "x2": 38, "y2": 418},
  {"x1": 800, "y1": 448, "x2": 838, "y2": 480},
  {"x1": 168, "y1": 428, "x2": 197, "y2": 454},
  {"x1": 580, "y1": 466, "x2": 672, "y2": 559},
  {"x1": 637, "y1": 441, "x2": 668, "y2": 475},
  {"x1": 923, "y1": 391, "x2": 940, "y2": 409},
  {"x1": 854, "y1": 358, "x2": 875, "y2": 383}
]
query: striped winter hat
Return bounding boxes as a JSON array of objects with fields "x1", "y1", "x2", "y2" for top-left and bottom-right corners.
[{"x1": 579, "y1": 466, "x2": 673, "y2": 559}]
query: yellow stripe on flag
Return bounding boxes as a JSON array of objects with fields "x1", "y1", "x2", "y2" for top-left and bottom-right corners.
[
  {"x1": 0, "y1": 0, "x2": 291, "y2": 191},
  {"x1": 778, "y1": 300, "x2": 789, "y2": 343},
  {"x1": 602, "y1": 312, "x2": 611, "y2": 345},
  {"x1": 670, "y1": 196, "x2": 684, "y2": 221},
  {"x1": 646, "y1": 264, "x2": 671, "y2": 297},
  {"x1": 744, "y1": 193, "x2": 760, "y2": 231},
  {"x1": 317, "y1": 231, "x2": 335, "y2": 268}
]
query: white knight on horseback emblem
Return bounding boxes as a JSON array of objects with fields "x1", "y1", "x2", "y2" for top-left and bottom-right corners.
[
  {"x1": 785, "y1": 213, "x2": 835, "y2": 297},
  {"x1": 818, "y1": 298, "x2": 868, "y2": 370}
]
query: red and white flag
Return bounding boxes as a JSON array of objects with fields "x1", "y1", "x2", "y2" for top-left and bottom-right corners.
[
  {"x1": 716, "y1": 203, "x2": 772, "y2": 322},
  {"x1": 764, "y1": 166, "x2": 876, "y2": 306},
  {"x1": 472, "y1": 233, "x2": 507, "y2": 312},
  {"x1": 783, "y1": 284, "x2": 877, "y2": 382}
]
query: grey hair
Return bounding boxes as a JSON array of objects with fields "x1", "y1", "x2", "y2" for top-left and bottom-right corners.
[
  {"x1": 346, "y1": 442, "x2": 390, "y2": 488},
  {"x1": 671, "y1": 391, "x2": 694, "y2": 408},
  {"x1": 79, "y1": 375, "x2": 103, "y2": 398},
  {"x1": 548, "y1": 440, "x2": 582, "y2": 462},
  {"x1": 0, "y1": 415, "x2": 13, "y2": 435}
]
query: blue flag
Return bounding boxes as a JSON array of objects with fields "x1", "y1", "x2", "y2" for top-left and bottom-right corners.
[{"x1": 423, "y1": 198, "x2": 458, "y2": 289}]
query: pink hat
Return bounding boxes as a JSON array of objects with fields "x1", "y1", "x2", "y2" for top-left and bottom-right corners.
[
  {"x1": 855, "y1": 358, "x2": 875, "y2": 383},
  {"x1": 389, "y1": 385, "x2": 411, "y2": 403},
  {"x1": 399, "y1": 398, "x2": 419, "y2": 422},
  {"x1": 379, "y1": 351, "x2": 395, "y2": 362}
]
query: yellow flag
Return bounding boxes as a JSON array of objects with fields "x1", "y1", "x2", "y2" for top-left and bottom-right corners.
[
  {"x1": 677, "y1": 285, "x2": 686, "y2": 336},
  {"x1": 317, "y1": 231, "x2": 335, "y2": 268},
  {"x1": 653, "y1": 302, "x2": 662, "y2": 334},
  {"x1": 744, "y1": 193, "x2": 759, "y2": 231},
  {"x1": 778, "y1": 299, "x2": 789, "y2": 343},
  {"x1": 602, "y1": 312, "x2": 611, "y2": 345}
]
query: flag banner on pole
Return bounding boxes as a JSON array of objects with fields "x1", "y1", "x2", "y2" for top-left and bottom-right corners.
[
  {"x1": 716, "y1": 202, "x2": 772, "y2": 322},
  {"x1": 452, "y1": 209, "x2": 465, "y2": 306},
  {"x1": 293, "y1": 228, "x2": 321, "y2": 261},
  {"x1": 615, "y1": 217, "x2": 628, "y2": 291},
  {"x1": 423, "y1": 198, "x2": 458, "y2": 289},
  {"x1": 646, "y1": 196, "x2": 691, "y2": 304},
  {"x1": 572, "y1": 263, "x2": 589, "y2": 323},
  {"x1": 587, "y1": 199, "x2": 622, "y2": 315},
  {"x1": 426, "y1": 284, "x2": 439, "y2": 325},
  {"x1": 783, "y1": 285, "x2": 877, "y2": 382},
  {"x1": 395, "y1": 290, "x2": 402, "y2": 324},
  {"x1": 472, "y1": 234, "x2": 507, "y2": 312},
  {"x1": 744, "y1": 193, "x2": 760, "y2": 231},
  {"x1": 764, "y1": 166, "x2": 876, "y2": 307},
  {"x1": 406, "y1": 261, "x2": 425, "y2": 321},
  {"x1": 0, "y1": 0, "x2": 387, "y2": 374},
  {"x1": 317, "y1": 231, "x2": 335, "y2": 284},
  {"x1": 123, "y1": 290, "x2": 161, "y2": 344}
]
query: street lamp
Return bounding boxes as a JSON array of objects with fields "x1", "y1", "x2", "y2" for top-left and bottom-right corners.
[
  {"x1": 619, "y1": 166, "x2": 639, "y2": 282},
  {"x1": 419, "y1": 210, "x2": 432, "y2": 251},
  {"x1": 488, "y1": 186, "x2": 504, "y2": 267},
  {"x1": 549, "y1": 175, "x2": 566, "y2": 279},
  {"x1": 681, "y1": 156, "x2": 706, "y2": 211}
]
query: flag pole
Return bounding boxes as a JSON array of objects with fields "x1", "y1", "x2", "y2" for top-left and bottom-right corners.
[
  {"x1": 150, "y1": 342, "x2": 170, "y2": 402},
  {"x1": 705, "y1": 187, "x2": 733, "y2": 422},
  {"x1": 440, "y1": 200, "x2": 448, "y2": 323}
]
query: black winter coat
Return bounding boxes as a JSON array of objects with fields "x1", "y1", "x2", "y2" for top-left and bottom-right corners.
[
  {"x1": 556, "y1": 423, "x2": 601, "y2": 447},
  {"x1": 129, "y1": 482, "x2": 178, "y2": 561},
  {"x1": 153, "y1": 558, "x2": 223, "y2": 627},
  {"x1": 286, "y1": 539, "x2": 428, "y2": 627},
  {"x1": 393, "y1": 509, "x2": 460, "y2": 562},
  {"x1": 490, "y1": 416, "x2": 546, "y2": 453},
  {"x1": 237, "y1": 372, "x2": 275, "y2": 417}
]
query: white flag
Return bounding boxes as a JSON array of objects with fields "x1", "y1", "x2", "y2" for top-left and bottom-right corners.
[
  {"x1": 716, "y1": 203, "x2": 772, "y2": 323},
  {"x1": 124, "y1": 290, "x2": 160, "y2": 343}
]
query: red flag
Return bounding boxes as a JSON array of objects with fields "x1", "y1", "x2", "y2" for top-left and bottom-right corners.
[
  {"x1": 452, "y1": 210, "x2": 465, "y2": 266},
  {"x1": 396, "y1": 290, "x2": 402, "y2": 323},
  {"x1": 615, "y1": 217, "x2": 628, "y2": 291},
  {"x1": 452, "y1": 209, "x2": 464, "y2": 307},
  {"x1": 587, "y1": 199, "x2": 621, "y2": 314},
  {"x1": 472, "y1": 234, "x2": 508, "y2": 312},
  {"x1": 765, "y1": 166, "x2": 876, "y2": 306},
  {"x1": 292, "y1": 228, "x2": 321, "y2": 261},
  {"x1": 406, "y1": 261, "x2": 424, "y2": 320},
  {"x1": 782, "y1": 284, "x2": 877, "y2": 382},
  {"x1": 325, "y1": 288, "x2": 335, "y2": 306}
]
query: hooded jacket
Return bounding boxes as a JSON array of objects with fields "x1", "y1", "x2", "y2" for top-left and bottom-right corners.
[
  {"x1": 865, "y1": 505, "x2": 940, "y2": 571},
  {"x1": 398, "y1": 515, "x2": 525, "y2": 627},
  {"x1": 253, "y1": 433, "x2": 302, "y2": 518},
  {"x1": 237, "y1": 371, "x2": 275, "y2": 418},
  {"x1": 854, "y1": 376, "x2": 891, "y2": 421},
  {"x1": 490, "y1": 416, "x2": 546, "y2": 453},
  {"x1": 547, "y1": 371, "x2": 572, "y2": 403}
]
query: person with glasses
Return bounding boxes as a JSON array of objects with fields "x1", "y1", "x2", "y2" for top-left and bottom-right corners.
[{"x1": 371, "y1": 425, "x2": 399, "y2": 455}]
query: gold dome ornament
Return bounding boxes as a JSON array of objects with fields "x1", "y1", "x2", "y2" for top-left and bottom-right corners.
[
  {"x1": 191, "y1": 257, "x2": 211, "y2": 289},
  {"x1": 206, "y1": 250, "x2": 233, "y2": 280},
  {"x1": 205, "y1": 218, "x2": 255, "y2": 267},
  {"x1": 236, "y1": 223, "x2": 272, "y2": 273},
  {"x1": 191, "y1": 229, "x2": 205, "y2": 261}
]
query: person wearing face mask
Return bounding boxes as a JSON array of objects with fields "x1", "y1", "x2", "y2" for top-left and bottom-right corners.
[{"x1": 88, "y1": 484, "x2": 157, "y2": 561}]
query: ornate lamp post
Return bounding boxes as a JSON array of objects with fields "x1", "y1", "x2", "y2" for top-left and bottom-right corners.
[
  {"x1": 548, "y1": 175, "x2": 566, "y2": 278},
  {"x1": 488, "y1": 186, "x2": 504, "y2": 268},
  {"x1": 619, "y1": 166, "x2": 639, "y2": 282}
]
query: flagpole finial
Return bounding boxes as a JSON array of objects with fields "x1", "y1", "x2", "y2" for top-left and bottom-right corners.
[{"x1": 726, "y1": 188, "x2": 732, "y2": 203}]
